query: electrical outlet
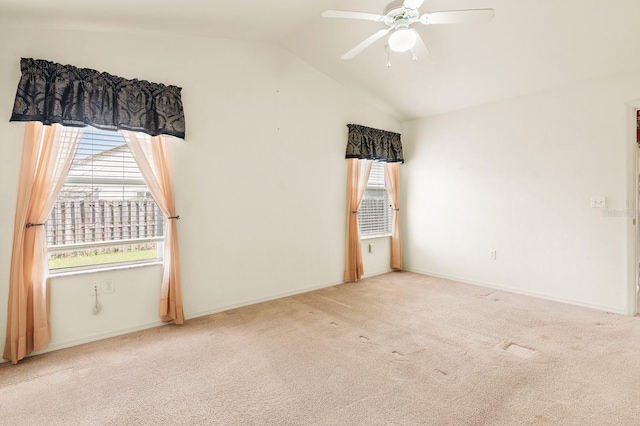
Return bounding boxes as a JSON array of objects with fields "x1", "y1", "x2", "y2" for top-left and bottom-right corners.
[
  {"x1": 89, "y1": 282, "x2": 101, "y2": 296},
  {"x1": 102, "y1": 278, "x2": 114, "y2": 294},
  {"x1": 490, "y1": 250, "x2": 497, "y2": 260},
  {"x1": 590, "y1": 197, "x2": 606, "y2": 208}
]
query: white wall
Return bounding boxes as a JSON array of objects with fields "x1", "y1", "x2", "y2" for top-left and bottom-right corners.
[
  {"x1": 0, "y1": 26, "x2": 398, "y2": 357},
  {"x1": 402, "y1": 72, "x2": 640, "y2": 314}
]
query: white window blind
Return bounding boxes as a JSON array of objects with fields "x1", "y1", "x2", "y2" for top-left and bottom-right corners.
[
  {"x1": 358, "y1": 161, "x2": 393, "y2": 236},
  {"x1": 46, "y1": 128, "x2": 164, "y2": 270}
]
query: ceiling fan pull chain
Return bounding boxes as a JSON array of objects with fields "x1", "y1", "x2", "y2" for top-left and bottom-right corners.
[
  {"x1": 412, "y1": 47, "x2": 418, "y2": 61},
  {"x1": 386, "y1": 48, "x2": 392, "y2": 67}
]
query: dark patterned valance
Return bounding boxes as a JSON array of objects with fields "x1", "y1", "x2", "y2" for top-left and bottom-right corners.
[
  {"x1": 10, "y1": 58, "x2": 185, "y2": 139},
  {"x1": 346, "y1": 124, "x2": 403, "y2": 163}
]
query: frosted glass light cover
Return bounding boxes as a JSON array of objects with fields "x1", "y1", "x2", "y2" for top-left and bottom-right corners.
[{"x1": 388, "y1": 28, "x2": 416, "y2": 52}]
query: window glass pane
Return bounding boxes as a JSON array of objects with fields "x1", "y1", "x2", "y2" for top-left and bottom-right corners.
[
  {"x1": 47, "y1": 128, "x2": 164, "y2": 270},
  {"x1": 358, "y1": 161, "x2": 393, "y2": 236}
]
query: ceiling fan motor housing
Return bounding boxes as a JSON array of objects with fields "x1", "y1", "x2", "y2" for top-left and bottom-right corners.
[
  {"x1": 386, "y1": 7, "x2": 420, "y2": 52},
  {"x1": 383, "y1": 5, "x2": 420, "y2": 26}
]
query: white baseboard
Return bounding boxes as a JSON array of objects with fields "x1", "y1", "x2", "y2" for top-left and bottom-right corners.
[
  {"x1": 186, "y1": 269, "x2": 393, "y2": 320},
  {"x1": 362, "y1": 268, "x2": 393, "y2": 280},
  {"x1": 0, "y1": 320, "x2": 172, "y2": 363},
  {"x1": 31, "y1": 320, "x2": 168, "y2": 357},
  {"x1": 404, "y1": 267, "x2": 627, "y2": 315},
  {"x1": 1, "y1": 269, "x2": 396, "y2": 364},
  {"x1": 185, "y1": 278, "x2": 344, "y2": 319}
]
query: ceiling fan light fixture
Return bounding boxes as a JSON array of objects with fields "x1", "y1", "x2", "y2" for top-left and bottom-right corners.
[{"x1": 388, "y1": 27, "x2": 416, "y2": 52}]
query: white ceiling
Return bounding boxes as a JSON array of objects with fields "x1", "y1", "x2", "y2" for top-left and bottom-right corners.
[{"x1": 2, "y1": 0, "x2": 640, "y2": 121}]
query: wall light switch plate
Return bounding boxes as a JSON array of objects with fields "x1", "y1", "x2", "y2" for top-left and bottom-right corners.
[
  {"x1": 369, "y1": 243, "x2": 375, "y2": 253},
  {"x1": 591, "y1": 197, "x2": 606, "y2": 208}
]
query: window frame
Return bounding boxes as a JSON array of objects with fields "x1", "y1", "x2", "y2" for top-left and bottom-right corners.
[
  {"x1": 46, "y1": 128, "x2": 165, "y2": 273},
  {"x1": 357, "y1": 161, "x2": 393, "y2": 238}
]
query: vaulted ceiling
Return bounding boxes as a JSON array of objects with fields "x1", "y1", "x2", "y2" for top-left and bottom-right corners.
[{"x1": 2, "y1": 0, "x2": 640, "y2": 120}]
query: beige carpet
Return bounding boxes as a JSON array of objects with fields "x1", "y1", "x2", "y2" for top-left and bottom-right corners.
[{"x1": 2, "y1": 271, "x2": 640, "y2": 425}]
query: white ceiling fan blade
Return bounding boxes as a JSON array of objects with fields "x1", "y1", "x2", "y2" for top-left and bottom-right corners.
[
  {"x1": 322, "y1": 10, "x2": 385, "y2": 22},
  {"x1": 412, "y1": 29, "x2": 431, "y2": 57},
  {"x1": 420, "y1": 9, "x2": 495, "y2": 25},
  {"x1": 341, "y1": 28, "x2": 391, "y2": 60},
  {"x1": 403, "y1": 0, "x2": 425, "y2": 10}
]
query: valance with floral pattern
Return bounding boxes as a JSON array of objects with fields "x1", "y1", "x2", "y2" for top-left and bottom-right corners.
[
  {"x1": 346, "y1": 124, "x2": 403, "y2": 163},
  {"x1": 10, "y1": 58, "x2": 186, "y2": 139}
]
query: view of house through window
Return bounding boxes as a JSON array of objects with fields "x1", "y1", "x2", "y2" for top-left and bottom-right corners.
[
  {"x1": 46, "y1": 128, "x2": 164, "y2": 270},
  {"x1": 358, "y1": 161, "x2": 393, "y2": 236}
]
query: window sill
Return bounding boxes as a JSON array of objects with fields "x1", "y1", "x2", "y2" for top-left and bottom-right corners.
[
  {"x1": 360, "y1": 234, "x2": 391, "y2": 240},
  {"x1": 49, "y1": 260, "x2": 163, "y2": 278}
]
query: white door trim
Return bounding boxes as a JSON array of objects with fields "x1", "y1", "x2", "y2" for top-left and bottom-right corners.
[{"x1": 626, "y1": 100, "x2": 640, "y2": 315}]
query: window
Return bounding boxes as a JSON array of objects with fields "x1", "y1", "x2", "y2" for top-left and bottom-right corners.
[
  {"x1": 46, "y1": 128, "x2": 164, "y2": 270},
  {"x1": 358, "y1": 161, "x2": 393, "y2": 236}
]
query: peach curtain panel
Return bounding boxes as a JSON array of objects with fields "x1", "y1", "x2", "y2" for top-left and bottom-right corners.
[
  {"x1": 4, "y1": 123, "x2": 82, "y2": 364},
  {"x1": 344, "y1": 159, "x2": 372, "y2": 283},
  {"x1": 122, "y1": 131, "x2": 184, "y2": 324},
  {"x1": 384, "y1": 162, "x2": 403, "y2": 270}
]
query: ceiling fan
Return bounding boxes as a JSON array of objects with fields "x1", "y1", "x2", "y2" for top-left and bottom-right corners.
[{"x1": 322, "y1": 0, "x2": 494, "y2": 60}]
